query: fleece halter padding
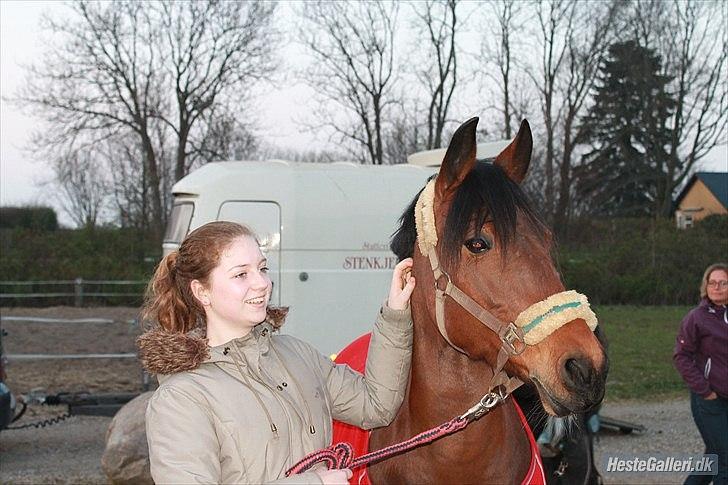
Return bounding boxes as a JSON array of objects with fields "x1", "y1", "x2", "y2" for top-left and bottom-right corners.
[
  {"x1": 515, "y1": 290, "x2": 597, "y2": 344},
  {"x1": 415, "y1": 179, "x2": 438, "y2": 256},
  {"x1": 414, "y1": 179, "x2": 598, "y2": 347}
]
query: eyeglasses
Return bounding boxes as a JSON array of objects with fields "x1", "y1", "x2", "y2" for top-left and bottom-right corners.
[{"x1": 707, "y1": 280, "x2": 728, "y2": 289}]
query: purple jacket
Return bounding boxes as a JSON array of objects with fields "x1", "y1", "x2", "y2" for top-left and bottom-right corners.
[{"x1": 674, "y1": 298, "x2": 728, "y2": 399}]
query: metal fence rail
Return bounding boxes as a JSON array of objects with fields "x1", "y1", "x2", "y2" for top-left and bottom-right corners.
[
  {"x1": 2, "y1": 315, "x2": 152, "y2": 396},
  {"x1": 1, "y1": 316, "x2": 136, "y2": 324},
  {"x1": 6, "y1": 353, "x2": 137, "y2": 361},
  {"x1": 0, "y1": 279, "x2": 147, "y2": 306},
  {"x1": 2, "y1": 315, "x2": 140, "y2": 363}
]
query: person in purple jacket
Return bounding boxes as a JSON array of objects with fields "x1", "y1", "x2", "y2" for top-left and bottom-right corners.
[{"x1": 674, "y1": 262, "x2": 728, "y2": 485}]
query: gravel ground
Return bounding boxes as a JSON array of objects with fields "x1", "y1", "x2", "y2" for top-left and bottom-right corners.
[
  {"x1": 596, "y1": 398, "x2": 706, "y2": 484},
  {"x1": 1, "y1": 413, "x2": 111, "y2": 484},
  {"x1": 0, "y1": 307, "x2": 713, "y2": 484}
]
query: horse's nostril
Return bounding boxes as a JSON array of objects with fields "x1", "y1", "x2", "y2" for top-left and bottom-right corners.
[{"x1": 564, "y1": 357, "x2": 591, "y2": 388}]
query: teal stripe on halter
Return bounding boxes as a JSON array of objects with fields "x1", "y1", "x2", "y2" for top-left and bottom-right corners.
[{"x1": 521, "y1": 301, "x2": 582, "y2": 334}]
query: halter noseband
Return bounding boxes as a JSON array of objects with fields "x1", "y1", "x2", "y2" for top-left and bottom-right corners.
[{"x1": 415, "y1": 179, "x2": 598, "y2": 394}]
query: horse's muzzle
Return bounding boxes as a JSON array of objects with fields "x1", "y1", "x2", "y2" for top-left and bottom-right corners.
[{"x1": 560, "y1": 354, "x2": 608, "y2": 412}]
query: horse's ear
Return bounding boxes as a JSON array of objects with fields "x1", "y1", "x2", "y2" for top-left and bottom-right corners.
[
  {"x1": 494, "y1": 119, "x2": 532, "y2": 184},
  {"x1": 435, "y1": 117, "x2": 478, "y2": 199}
]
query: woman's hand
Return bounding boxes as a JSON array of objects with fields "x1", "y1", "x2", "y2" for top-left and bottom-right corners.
[
  {"x1": 705, "y1": 391, "x2": 718, "y2": 400},
  {"x1": 314, "y1": 468, "x2": 353, "y2": 484},
  {"x1": 388, "y1": 258, "x2": 416, "y2": 311}
]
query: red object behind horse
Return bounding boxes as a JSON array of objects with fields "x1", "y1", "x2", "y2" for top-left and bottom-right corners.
[
  {"x1": 332, "y1": 333, "x2": 545, "y2": 485},
  {"x1": 333, "y1": 333, "x2": 373, "y2": 485}
]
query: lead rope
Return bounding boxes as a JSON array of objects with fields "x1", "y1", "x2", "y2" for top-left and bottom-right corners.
[{"x1": 285, "y1": 387, "x2": 507, "y2": 477}]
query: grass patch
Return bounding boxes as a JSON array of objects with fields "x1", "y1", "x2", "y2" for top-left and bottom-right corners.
[{"x1": 596, "y1": 305, "x2": 692, "y2": 401}]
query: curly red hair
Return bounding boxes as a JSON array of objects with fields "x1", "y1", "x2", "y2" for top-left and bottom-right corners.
[{"x1": 142, "y1": 221, "x2": 257, "y2": 333}]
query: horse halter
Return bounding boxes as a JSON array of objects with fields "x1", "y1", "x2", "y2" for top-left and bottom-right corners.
[
  {"x1": 415, "y1": 179, "x2": 598, "y2": 395},
  {"x1": 286, "y1": 177, "x2": 601, "y2": 478}
]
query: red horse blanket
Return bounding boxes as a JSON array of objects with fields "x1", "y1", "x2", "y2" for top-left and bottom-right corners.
[{"x1": 332, "y1": 333, "x2": 545, "y2": 485}]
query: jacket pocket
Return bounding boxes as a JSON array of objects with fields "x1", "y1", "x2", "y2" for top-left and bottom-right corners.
[
  {"x1": 697, "y1": 394, "x2": 723, "y2": 415},
  {"x1": 704, "y1": 358, "x2": 712, "y2": 380}
]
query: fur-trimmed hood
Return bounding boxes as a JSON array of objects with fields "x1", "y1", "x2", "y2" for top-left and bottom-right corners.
[{"x1": 137, "y1": 306, "x2": 288, "y2": 375}]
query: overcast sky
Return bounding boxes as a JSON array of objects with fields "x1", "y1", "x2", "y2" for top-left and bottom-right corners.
[
  {"x1": 1, "y1": 1, "x2": 726, "y2": 226},
  {"x1": 0, "y1": 1, "x2": 318, "y2": 225}
]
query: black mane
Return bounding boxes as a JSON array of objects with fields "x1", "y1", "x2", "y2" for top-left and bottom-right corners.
[{"x1": 390, "y1": 161, "x2": 546, "y2": 269}]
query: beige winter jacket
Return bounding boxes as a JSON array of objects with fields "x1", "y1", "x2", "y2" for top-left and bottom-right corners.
[{"x1": 138, "y1": 303, "x2": 412, "y2": 484}]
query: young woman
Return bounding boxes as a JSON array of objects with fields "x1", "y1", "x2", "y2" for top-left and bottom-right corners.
[
  {"x1": 674, "y1": 263, "x2": 728, "y2": 485},
  {"x1": 138, "y1": 221, "x2": 415, "y2": 484}
]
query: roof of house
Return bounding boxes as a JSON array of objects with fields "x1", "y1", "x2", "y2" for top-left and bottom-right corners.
[{"x1": 675, "y1": 172, "x2": 728, "y2": 210}]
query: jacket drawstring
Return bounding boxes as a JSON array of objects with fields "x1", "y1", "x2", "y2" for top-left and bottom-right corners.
[
  {"x1": 230, "y1": 344, "x2": 279, "y2": 437},
  {"x1": 271, "y1": 343, "x2": 317, "y2": 435}
]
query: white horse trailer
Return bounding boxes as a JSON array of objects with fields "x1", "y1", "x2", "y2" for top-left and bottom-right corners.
[{"x1": 163, "y1": 141, "x2": 509, "y2": 355}]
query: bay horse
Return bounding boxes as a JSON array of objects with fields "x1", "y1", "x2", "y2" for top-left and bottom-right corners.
[{"x1": 358, "y1": 117, "x2": 607, "y2": 484}]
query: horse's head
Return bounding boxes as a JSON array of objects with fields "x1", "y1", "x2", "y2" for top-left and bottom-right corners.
[{"x1": 392, "y1": 117, "x2": 607, "y2": 416}]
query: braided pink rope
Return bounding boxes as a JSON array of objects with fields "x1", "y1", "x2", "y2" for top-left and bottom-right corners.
[{"x1": 285, "y1": 416, "x2": 468, "y2": 477}]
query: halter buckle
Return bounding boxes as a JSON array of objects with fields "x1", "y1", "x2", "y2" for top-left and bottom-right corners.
[{"x1": 501, "y1": 323, "x2": 526, "y2": 355}]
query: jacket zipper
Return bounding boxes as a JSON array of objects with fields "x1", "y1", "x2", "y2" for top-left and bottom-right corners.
[
  {"x1": 271, "y1": 343, "x2": 317, "y2": 435},
  {"x1": 704, "y1": 357, "x2": 711, "y2": 380},
  {"x1": 230, "y1": 344, "x2": 282, "y2": 438},
  {"x1": 230, "y1": 340, "x2": 300, "y2": 466},
  {"x1": 255, "y1": 344, "x2": 313, "y2": 431}
]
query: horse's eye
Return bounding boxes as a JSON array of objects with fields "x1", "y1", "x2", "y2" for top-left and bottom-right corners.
[{"x1": 464, "y1": 236, "x2": 492, "y2": 254}]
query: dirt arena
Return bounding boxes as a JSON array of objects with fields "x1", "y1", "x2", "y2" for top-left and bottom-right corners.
[{"x1": 1, "y1": 306, "x2": 145, "y2": 396}]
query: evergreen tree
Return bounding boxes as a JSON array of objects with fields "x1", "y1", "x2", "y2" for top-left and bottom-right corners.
[{"x1": 576, "y1": 40, "x2": 675, "y2": 217}]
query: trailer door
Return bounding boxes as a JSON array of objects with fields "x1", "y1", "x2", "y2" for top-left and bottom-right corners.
[{"x1": 217, "y1": 201, "x2": 282, "y2": 306}]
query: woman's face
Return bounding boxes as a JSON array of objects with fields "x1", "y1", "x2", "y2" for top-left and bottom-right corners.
[
  {"x1": 203, "y1": 236, "x2": 272, "y2": 330},
  {"x1": 706, "y1": 269, "x2": 728, "y2": 306}
]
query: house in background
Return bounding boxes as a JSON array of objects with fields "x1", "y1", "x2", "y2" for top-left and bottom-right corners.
[{"x1": 674, "y1": 172, "x2": 728, "y2": 228}]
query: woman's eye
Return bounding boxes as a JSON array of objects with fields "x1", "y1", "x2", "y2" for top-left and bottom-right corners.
[
  {"x1": 260, "y1": 267, "x2": 269, "y2": 273},
  {"x1": 464, "y1": 236, "x2": 492, "y2": 254},
  {"x1": 235, "y1": 272, "x2": 247, "y2": 279}
]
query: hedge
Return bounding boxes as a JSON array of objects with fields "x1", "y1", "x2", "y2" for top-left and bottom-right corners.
[
  {"x1": 558, "y1": 214, "x2": 727, "y2": 305},
  {"x1": 0, "y1": 227, "x2": 159, "y2": 281},
  {"x1": 0, "y1": 215, "x2": 725, "y2": 306},
  {"x1": 0, "y1": 207, "x2": 58, "y2": 231}
]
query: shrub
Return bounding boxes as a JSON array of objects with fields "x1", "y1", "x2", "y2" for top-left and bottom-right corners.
[
  {"x1": 558, "y1": 215, "x2": 727, "y2": 305},
  {"x1": 0, "y1": 206, "x2": 58, "y2": 231},
  {"x1": 0, "y1": 227, "x2": 160, "y2": 306}
]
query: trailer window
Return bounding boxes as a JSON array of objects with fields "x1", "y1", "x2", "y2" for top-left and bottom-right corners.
[{"x1": 164, "y1": 203, "x2": 194, "y2": 243}]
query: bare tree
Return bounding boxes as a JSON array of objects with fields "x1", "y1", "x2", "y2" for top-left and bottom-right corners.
[
  {"x1": 16, "y1": 1, "x2": 277, "y2": 240},
  {"x1": 108, "y1": 139, "x2": 150, "y2": 230},
  {"x1": 481, "y1": 0, "x2": 533, "y2": 139},
  {"x1": 411, "y1": 0, "x2": 459, "y2": 149},
  {"x1": 299, "y1": 1, "x2": 399, "y2": 164},
  {"x1": 157, "y1": 1, "x2": 277, "y2": 180},
  {"x1": 551, "y1": 1, "x2": 622, "y2": 234},
  {"x1": 630, "y1": 0, "x2": 727, "y2": 217},
  {"x1": 53, "y1": 149, "x2": 110, "y2": 229},
  {"x1": 17, "y1": 1, "x2": 167, "y2": 236},
  {"x1": 382, "y1": 99, "x2": 427, "y2": 164},
  {"x1": 527, "y1": 0, "x2": 575, "y2": 223},
  {"x1": 99, "y1": 130, "x2": 174, "y2": 232},
  {"x1": 522, "y1": 0, "x2": 621, "y2": 235},
  {"x1": 255, "y1": 143, "x2": 345, "y2": 164},
  {"x1": 188, "y1": 103, "x2": 260, "y2": 163}
]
